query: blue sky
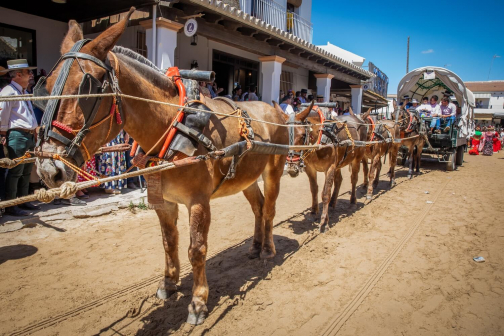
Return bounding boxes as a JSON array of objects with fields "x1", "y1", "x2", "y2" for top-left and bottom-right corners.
[{"x1": 311, "y1": 0, "x2": 504, "y2": 94}]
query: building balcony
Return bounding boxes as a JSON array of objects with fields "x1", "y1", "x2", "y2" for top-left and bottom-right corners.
[{"x1": 239, "y1": 0, "x2": 313, "y2": 43}]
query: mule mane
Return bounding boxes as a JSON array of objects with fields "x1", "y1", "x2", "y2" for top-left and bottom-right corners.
[
  {"x1": 111, "y1": 46, "x2": 162, "y2": 73},
  {"x1": 111, "y1": 46, "x2": 173, "y2": 89}
]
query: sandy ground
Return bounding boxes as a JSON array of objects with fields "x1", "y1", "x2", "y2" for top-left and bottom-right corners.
[{"x1": 0, "y1": 153, "x2": 503, "y2": 336}]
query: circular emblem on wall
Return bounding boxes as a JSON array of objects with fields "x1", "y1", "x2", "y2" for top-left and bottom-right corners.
[
  {"x1": 184, "y1": 19, "x2": 198, "y2": 37},
  {"x1": 363, "y1": 84, "x2": 370, "y2": 91}
]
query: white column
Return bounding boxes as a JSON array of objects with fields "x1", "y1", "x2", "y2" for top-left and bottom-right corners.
[
  {"x1": 140, "y1": 18, "x2": 184, "y2": 69},
  {"x1": 314, "y1": 74, "x2": 334, "y2": 101},
  {"x1": 259, "y1": 55, "x2": 286, "y2": 105},
  {"x1": 350, "y1": 84, "x2": 363, "y2": 114}
]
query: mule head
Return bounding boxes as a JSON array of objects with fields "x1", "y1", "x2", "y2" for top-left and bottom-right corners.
[
  {"x1": 37, "y1": 8, "x2": 135, "y2": 188},
  {"x1": 274, "y1": 101, "x2": 317, "y2": 177}
]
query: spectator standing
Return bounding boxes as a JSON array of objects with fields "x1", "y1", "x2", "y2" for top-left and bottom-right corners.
[
  {"x1": 279, "y1": 95, "x2": 295, "y2": 115},
  {"x1": 0, "y1": 59, "x2": 41, "y2": 216},
  {"x1": 98, "y1": 130, "x2": 127, "y2": 194},
  {"x1": 299, "y1": 89, "x2": 308, "y2": 103},
  {"x1": 232, "y1": 86, "x2": 242, "y2": 101}
]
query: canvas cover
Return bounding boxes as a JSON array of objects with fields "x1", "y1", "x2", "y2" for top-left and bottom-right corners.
[{"x1": 397, "y1": 66, "x2": 474, "y2": 138}]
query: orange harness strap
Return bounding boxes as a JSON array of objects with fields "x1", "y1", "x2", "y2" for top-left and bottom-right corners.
[
  {"x1": 314, "y1": 106, "x2": 326, "y2": 145},
  {"x1": 366, "y1": 116, "x2": 376, "y2": 141}
]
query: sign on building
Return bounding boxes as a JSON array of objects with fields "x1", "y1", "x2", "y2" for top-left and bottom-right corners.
[{"x1": 368, "y1": 62, "x2": 388, "y2": 98}]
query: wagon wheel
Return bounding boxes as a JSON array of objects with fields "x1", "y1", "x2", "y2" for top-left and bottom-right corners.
[
  {"x1": 455, "y1": 146, "x2": 464, "y2": 166},
  {"x1": 446, "y1": 152, "x2": 456, "y2": 171}
]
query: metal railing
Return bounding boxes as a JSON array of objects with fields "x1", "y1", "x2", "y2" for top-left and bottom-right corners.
[{"x1": 239, "y1": 0, "x2": 313, "y2": 43}]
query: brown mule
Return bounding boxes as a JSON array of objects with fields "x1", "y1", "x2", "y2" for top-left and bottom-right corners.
[
  {"x1": 35, "y1": 9, "x2": 289, "y2": 325},
  {"x1": 277, "y1": 104, "x2": 367, "y2": 232},
  {"x1": 361, "y1": 110, "x2": 401, "y2": 200},
  {"x1": 393, "y1": 102, "x2": 426, "y2": 179}
]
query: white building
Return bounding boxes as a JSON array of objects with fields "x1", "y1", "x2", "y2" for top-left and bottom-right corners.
[
  {"x1": 465, "y1": 81, "x2": 504, "y2": 127},
  {"x1": 1, "y1": 0, "x2": 377, "y2": 112}
]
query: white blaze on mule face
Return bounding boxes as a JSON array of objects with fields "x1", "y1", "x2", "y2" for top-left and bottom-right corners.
[{"x1": 36, "y1": 143, "x2": 77, "y2": 188}]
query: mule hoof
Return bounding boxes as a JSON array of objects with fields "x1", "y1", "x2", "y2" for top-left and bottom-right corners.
[
  {"x1": 248, "y1": 245, "x2": 261, "y2": 259},
  {"x1": 319, "y1": 224, "x2": 328, "y2": 233},
  {"x1": 390, "y1": 180, "x2": 396, "y2": 187},
  {"x1": 157, "y1": 288, "x2": 169, "y2": 300},
  {"x1": 260, "y1": 248, "x2": 276, "y2": 260},
  {"x1": 407, "y1": 174, "x2": 412, "y2": 179},
  {"x1": 366, "y1": 195, "x2": 372, "y2": 201},
  {"x1": 386, "y1": 172, "x2": 391, "y2": 178},
  {"x1": 187, "y1": 302, "x2": 207, "y2": 325}
]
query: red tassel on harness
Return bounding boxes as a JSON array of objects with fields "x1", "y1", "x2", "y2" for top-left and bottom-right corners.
[
  {"x1": 52, "y1": 120, "x2": 74, "y2": 134},
  {"x1": 111, "y1": 98, "x2": 122, "y2": 125}
]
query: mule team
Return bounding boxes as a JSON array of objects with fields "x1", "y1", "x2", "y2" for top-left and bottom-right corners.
[{"x1": 33, "y1": 9, "x2": 426, "y2": 324}]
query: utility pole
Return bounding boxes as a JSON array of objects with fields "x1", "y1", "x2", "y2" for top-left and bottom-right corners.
[
  {"x1": 488, "y1": 54, "x2": 501, "y2": 80},
  {"x1": 406, "y1": 36, "x2": 410, "y2": 73}
]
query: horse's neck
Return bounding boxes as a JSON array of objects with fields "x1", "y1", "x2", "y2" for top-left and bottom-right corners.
[{"x1": 117, "y1": 59, "x2": 179, "y2": 152}]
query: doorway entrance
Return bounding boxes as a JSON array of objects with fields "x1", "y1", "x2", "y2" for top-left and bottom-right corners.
[{"x1": 212, "y1": 50, "x2": 259, "y2": 98}]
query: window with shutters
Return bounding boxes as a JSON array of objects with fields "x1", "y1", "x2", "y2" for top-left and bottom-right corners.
[{"x1": 280, "y1": 71, "x2": 293, "y2": 95}]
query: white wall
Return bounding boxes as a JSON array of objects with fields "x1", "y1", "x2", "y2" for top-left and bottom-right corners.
[
  {"x1": 283, "y1": 64, "x2": 308, "y2": 92},
  {"x1": 297, "y1": 0, "x2": 312, "y2": 23},
  {"x1": 490, "y1": 92, "x2": 504, "y2": 110},
  {"x1": 0, "y1": 7, "x2": 67, "y2": 73},
  {"x1": 85, "y1": 25, "x2": 144, "y2": 51}
]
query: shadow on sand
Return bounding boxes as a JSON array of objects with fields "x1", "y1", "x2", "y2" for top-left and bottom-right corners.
[{"x1": 0, "y1": 244, "x2": 38, "y2": 265}]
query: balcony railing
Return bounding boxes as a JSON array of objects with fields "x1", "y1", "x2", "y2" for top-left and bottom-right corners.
[{"x1": 239, "y1": 0, "x2": 313, "y2": 43}]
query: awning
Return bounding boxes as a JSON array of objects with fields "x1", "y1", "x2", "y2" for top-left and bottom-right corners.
[
  {"x1": 474, "y1": 93, "x2": 491, "y2": 98},
  {"x1": 494, "y1": 113, "x2": 504, "y2": 119},
  {"x1": 476, "y1": 118, "x2": 493, "y2": 121},
  {"x1": 1, "y1": 1, "x2": 156, "y2": 22}
]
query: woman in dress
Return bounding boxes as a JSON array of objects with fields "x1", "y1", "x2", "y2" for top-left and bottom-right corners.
[
  {"x1": 479, "y1": 126, "x2": 495, "y2": 156},
  {"x1": 98, "y1": 130, "x2": 127, "y2": 194},
  {"x1": 469, "y1": 126, "x2": 483, "y2": 155}
]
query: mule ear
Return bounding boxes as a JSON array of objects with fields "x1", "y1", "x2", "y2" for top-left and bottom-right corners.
[
  {"x1": 61, "y1": 20, "x2": 84, "y2": 55},
  {"x1": 348, "y1": 106, "x2": 355, "y2": 116},
  {"x1": 392, "y1": 98, "x2": 397, "y2": 109},
  {"x1": 272, "y1": 101, "x2": 290, "y2": 121},
  {"x1": 83, "y1": 7, "x2": 136, "y2": 60},
  {"x1": 295, "y1": 101, "x2": 314, "y2": 122},
  {"x1": 362, "y1": 107, "x2": 372, "y2": 120}
]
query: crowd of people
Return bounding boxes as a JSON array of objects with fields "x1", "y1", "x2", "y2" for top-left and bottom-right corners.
[
  {"x1": 401, "y1": 92, "x2": 458, "y2": 135},
  {"x1": 468, "y1": 125, "x2": 503, "y2": 156},
  {"x1": 0, "y1": 59, "x2": 140, "y2": 218}
]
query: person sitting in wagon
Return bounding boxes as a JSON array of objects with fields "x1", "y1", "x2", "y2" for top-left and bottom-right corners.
[
  {"x1": 430, "y1": 97, "x2": 456, "y2": 134},
  {"x1": 416, "y1": 97, "x2": 432, "y2": 117}
]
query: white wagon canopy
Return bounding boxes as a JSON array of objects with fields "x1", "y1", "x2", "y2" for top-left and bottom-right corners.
[{"x1": 397, "y1": 66, "x2": 475, "y2": 137}]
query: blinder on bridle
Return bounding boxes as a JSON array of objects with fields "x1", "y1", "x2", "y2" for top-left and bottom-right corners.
[
  {"x1": 33, "y1": 39, "x2": 120, "y2": 167},
  {"x1": 286, "y1": 113, "x2": 311, "y2": 175}
]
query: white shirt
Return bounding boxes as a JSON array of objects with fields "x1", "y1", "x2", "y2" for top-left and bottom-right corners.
[
  {"x1": 241, "y1": 92, "x2": 258, "y2": 101},
  {"x1": 280, "y1": 103, "x2": 295, "y2": 115},
  {"x1": 440, "y1": 102, "x2": 456, "y2": 117},
  {"x1": 416, "y1": 103, "x2": 433, "y2": 115},
  {"x1": 0, "y1": 81, "x2": 38, "y2": 131},
  {"x1": 430, "y1": 103, "x2": 441, "y2": 117}
]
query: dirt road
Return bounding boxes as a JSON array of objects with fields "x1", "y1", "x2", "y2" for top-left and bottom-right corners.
[{"x1": 1, "y1": 153, "x2": 503, "y2": 336}]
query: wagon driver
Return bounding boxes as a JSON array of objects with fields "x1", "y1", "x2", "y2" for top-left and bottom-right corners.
[{"x1": 0, "y1": 59, "x2": 41, "y2": 216}]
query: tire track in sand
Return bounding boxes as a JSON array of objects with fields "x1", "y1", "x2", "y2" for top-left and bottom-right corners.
[{"x1": 321, "y1": 178, "x2": 450, "y2": 336}]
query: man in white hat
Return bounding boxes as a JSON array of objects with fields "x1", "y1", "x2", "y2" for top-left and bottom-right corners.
[{"x1": 0, "y1": 59, "x2": 41, "y2": 216}]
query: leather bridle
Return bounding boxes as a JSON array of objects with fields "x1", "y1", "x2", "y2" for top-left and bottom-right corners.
[{"x1": 33, "y1": 39, "x2": 122, "y2": 167}]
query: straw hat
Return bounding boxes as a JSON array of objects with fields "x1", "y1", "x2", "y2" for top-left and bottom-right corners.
[{"x1": 0, "y1": 59, "x2": 37, "y2": 75}]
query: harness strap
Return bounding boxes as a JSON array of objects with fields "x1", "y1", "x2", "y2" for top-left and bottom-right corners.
[
  {"x1": 62, "y1": 52, "x2": 112, "y2": 72},
  {"x1": 172, "y1": 120, "x2": 217, "y2": 152},
  {"x1": 39, "y1": 39, "x2": 90, "y2": 145}
]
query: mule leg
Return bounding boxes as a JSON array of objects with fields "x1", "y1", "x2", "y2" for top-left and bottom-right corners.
[
  {"x1": 361, "y1": 158, "x2": 369, "y2": 188},
  {"x1": 388, "y1": 146, "x2": 399, "y2": 186},
  {"x1": 373, "y1": 154, "x2": 382, "y2": 189},
  {"x1": 186, "y1": 199, "x2": 211, "y2": 325},
  {"x1": 156, "y1": 201, "x2": 180, "y2": 300},
  {"x1": 407, "y1": 147, "x2": 415, "y2": 179},
  {"x1": 329, "y1": 169, "x2": 343, "y2": 208},
  {"x1": 242, "y1": 182, "x2": 264, "y2": 259},
  {"x1": 366, "y1": 154, "x2": 379, "y2": 200},
  {"x1": 260, "y1": 155, "x2": 284, "y2": 259},
  {"x1": 320, "y1": 164, "x2": 336, "y2": 232},
  {"x1": 350, "y1": 160, "x2": 361, "y2": 204},
  {"x1": 305, "y1": 164, "x2": 319, "y2": 214},
  {"x1": 415, "y1": 143, "x2": 424, "y2": 173}
]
